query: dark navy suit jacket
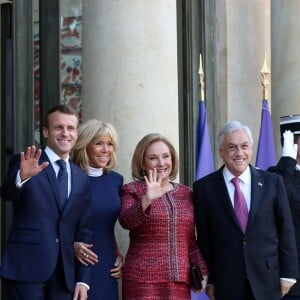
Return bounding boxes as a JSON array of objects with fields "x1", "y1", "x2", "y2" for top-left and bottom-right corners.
[
  {"x1": 269, "y1": 156, "x2": 300, "y2": 297},
  {"x1": 193, "y1": 165, "x2": 298, "y2": 300},
  {"x1": 0, "y1": 151, "x2": 92, "y2": 292}
]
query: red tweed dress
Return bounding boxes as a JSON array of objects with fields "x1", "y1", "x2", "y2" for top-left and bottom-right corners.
[{"x1": 119, "y1": 180, "x2": 208, "y2": 300}]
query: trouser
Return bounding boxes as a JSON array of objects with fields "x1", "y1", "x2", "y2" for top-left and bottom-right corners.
[{"x1": 3, "y1": 255, "x2": 72, "y2": 300}]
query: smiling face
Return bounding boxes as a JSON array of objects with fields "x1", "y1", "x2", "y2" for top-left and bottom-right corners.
[
  {"x1": 143, "y1": 141, "x2": 172, "y2": 185},
  {"x1": 219, "y1": 128, "x2": 253, "y2": 176},
  {"x1": 43, "y1": 111, "x2": 78, "y2": 159},
  {"x1": 86, "y1": 135, "x2": 114, "y2": 168}
]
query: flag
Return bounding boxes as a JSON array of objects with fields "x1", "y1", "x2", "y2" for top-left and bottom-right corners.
[
  {"x1": 255, "y1": 99, "x2": 276, "y2": 170},
  {"x1": 195, "y1": 100, "x2": 214, "y2": 180},
  {"x1": 191, "y1": 100, "x2": 214, "y2": 300},
  {"x1": 191, "y1": 291, "x2": 209, "y2": 300}
]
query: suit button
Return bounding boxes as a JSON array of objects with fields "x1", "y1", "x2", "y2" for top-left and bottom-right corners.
[
  {"x1": 243, "y1": 240, "x2": 247, "y2": 245},
  {"x1": 56, "y1": 238, "x2": 59, "y2": 243}
]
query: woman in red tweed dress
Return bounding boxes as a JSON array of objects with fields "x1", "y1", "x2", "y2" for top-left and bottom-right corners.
[{"x1": 119, "y1": 133, "x2": 208, "y2": 300}]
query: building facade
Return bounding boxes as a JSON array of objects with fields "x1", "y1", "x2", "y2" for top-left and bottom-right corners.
[{"x1": 1, "y1": 0, "x2": 300, "y2": 298}]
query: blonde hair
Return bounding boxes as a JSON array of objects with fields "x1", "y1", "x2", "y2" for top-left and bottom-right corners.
[
  {"x1": 72, "y1": 119, "x2": 118, "y2": 173},
  {"x1": 131, "y1": 133, "x2": 179, "y2": 181}
]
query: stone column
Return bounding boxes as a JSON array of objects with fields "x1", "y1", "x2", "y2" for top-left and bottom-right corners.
[
  {"x1": 271, "y1": 0, "x2": 300, "y2": 153},
  {"x1": 81, "y1": 2, "x2": 179, "y2": 297},
  {"x1": 82, "y1": 1, "x2": 179, "y2": 182},
  {"x1": 205, "y1": 0, "x2": 271, "y2": 165}
]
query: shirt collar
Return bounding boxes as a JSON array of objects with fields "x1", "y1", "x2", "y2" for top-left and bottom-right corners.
[
  {"x1": 44, "y1": 146, "x2": 70, "y2": 164},
  {"x1": 223, "y1": 165, "x2": 251, "y2": 185}
]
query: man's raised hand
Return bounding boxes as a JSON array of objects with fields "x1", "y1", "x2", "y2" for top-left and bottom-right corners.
[{"x1": 20, "y1": 146, "x2": 49, "y2": 181}]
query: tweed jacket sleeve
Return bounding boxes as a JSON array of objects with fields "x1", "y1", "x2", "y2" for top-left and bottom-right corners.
[{"x1": 119, "y1": 181, "x2": 150, "y2": 230}]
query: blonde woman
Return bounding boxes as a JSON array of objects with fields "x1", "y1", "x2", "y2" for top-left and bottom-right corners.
[{"x1": 72, "y1": 119, "x2": 123, "y2": 300}]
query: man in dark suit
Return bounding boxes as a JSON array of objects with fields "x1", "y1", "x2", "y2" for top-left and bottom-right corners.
[
  {"x1": 193, "y1": 120, "x2": 298, "y2": 300},
  {"x1": 268, "y1": 115, "x2": 300, "y2": 300},
  {"x1": 0, "y1": 105, "x2": 92, "y2": 300}
]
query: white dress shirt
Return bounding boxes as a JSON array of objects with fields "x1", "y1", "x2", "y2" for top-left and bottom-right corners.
[{"x1": 222, "y1": 166, "x2": 251, "y2": 211}]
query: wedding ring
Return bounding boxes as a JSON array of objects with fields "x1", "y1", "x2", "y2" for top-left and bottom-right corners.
[
  {"x1": 83, "y1": 253, "x2": 87, "y2": 258},
  {"x1": 86, "y1": 254, "x2": 89, "y2": 258}
]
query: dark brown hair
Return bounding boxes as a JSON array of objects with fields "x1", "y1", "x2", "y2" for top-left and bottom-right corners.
[{"x1": 43, "y1": 104, "x2": 79, "y2": 128}]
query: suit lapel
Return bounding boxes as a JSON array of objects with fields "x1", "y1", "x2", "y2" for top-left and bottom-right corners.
[
  {"x1": 62, "y1": 161, "x2": 79, "y2": 213},
  {"x1": 215, "y1": 166, "x2": 265, "y2": 233},
  {"x1": 214, "y1": 168, "x2": 242, "y2": 231},
  {"x1": 40, "y1": 151, "x2": 62, "y2": 211},
  {"x1": 248, "y1": 165, "x2": 264, "y2": 227}
]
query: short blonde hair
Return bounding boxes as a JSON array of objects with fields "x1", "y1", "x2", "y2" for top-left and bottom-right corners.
[
  {"x1": 72, "y1": 119, "x2": 118, "y2": 173},
  {"x1": 131, "y1": 133, "x2": 179, "y2": 181}
]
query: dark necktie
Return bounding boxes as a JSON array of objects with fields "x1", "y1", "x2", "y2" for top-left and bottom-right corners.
[
  {"x1": 231, "y1": 177, "x2": 248, "y2": 233},
  {"x1": 56, "y1": 159, "x2": 68, "y2": 207}
]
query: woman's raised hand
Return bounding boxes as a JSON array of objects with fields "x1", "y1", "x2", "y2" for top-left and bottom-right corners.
[{"x1": 142, "y1": 168, "x2": 164, "y2": 211}]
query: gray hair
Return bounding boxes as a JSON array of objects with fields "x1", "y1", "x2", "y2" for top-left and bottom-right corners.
[{"x1": 217, "y1": 121, "x2": 253, "y2": 149}]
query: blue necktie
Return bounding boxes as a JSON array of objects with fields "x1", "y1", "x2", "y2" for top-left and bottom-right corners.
[{"x1": 56, "y1": 159, "x2": 68, "y2": 208}]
